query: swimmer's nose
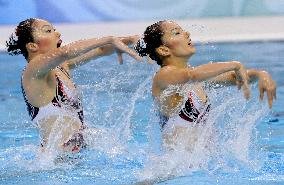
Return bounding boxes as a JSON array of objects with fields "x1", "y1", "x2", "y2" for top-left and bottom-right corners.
[
  {"x1": 56, "y1": 31, "x2": 61, "y2": 38},
  {"x1": 186, "y1": 31, "x2": 190, "y2": 38}
]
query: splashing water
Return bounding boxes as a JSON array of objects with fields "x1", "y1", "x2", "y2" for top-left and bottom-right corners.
[
  {"x1": 1, "y1": 51, "x2": 279, "y2": 184},
  {"x1": 136, "y1": 84, "x2": 270, "y2": 182}
]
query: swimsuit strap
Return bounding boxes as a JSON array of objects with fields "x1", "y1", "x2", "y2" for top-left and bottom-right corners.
[
  {"x1": 52, "y1": 76, "x2": 84, "y2": 123},
  {"x1": 21, "y1": 76, "x2": 39, "y2": 120},
  {"x1": 57, "y1": 66, "x2": 71, "y2": 79},
  {"x1": 21, "y1": 73, "x2": 82, "y2": 122}
]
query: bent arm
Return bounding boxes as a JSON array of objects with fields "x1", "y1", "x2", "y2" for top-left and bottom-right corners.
[
  {"x1": 27, "y1": 36, "x2": 140, "y2": 78},
  {"x1": 157, "y1": 61, "x2": 242, "y2": 89},
  {"x1": 188, "y1": 61, "x2": 242, "y2": 82},
  {"x1": 65, "y1": 36, "x2": 139, "y2": 69},
  {"x1": 208, "y1": 69, "x2": 267, "y2": 85},
  {"x1": 207, "y1": 68, "x2": 277, "y2": 108},
  {"x1": 157, "y1": 61, "x2": 250, "y2": 99},
  {"x1": 27, "y1": 36, "x2": 115, "y2": 78}
]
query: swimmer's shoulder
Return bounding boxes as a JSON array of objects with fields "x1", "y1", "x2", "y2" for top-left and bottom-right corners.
[
  {"x1": 153, "y1": 66, "x2": 174, "y2": 86},
  {"x1": 152, "y1": 66, "x2": 182, "y2": 97},
  {"x1": 154, "y1": 66, "x2": 178, "y2": 81},
  {"x1": 154, "y1": 65, "x2": 191, "y2": 87}
]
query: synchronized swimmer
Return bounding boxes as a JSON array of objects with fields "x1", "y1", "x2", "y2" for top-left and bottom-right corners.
[
  {"x1": 135, "y1": 20, "x2": 276, "y2": 150},
  {"x1": 6, "y1": 18, "x2": 277, "y2": 157},
  {"x1": 6, "y1": 18, "x2": 141, "y2": 153}
]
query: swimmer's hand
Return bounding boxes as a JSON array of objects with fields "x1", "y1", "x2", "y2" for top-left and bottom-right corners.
[
  {"x1": 235, "y1": 63, "x2": 250, "y2": 100},
  {"x1": 257, "y1": 71, "x2": 276, "y2": 108},
  {"x1": 126, "y1": 35, "x2": 140, "y2": 44},
  {"x1": 117, "y1": 35, "x2": 155, "y2": 64},
  {"x1": 113, "y1": 36, "x2": 142, "y2": 64}
]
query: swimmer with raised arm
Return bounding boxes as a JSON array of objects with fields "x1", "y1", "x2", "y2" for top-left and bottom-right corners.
[
  {"x1": 135, "y1": 20, "x2": 276, "y2": 150},
  {"x1": 6, "y1": 18, "x2": 142, "y2": 153}
]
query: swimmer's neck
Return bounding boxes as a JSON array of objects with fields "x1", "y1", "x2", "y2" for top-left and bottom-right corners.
[
  {"x1": 161, "y1": 56, "x2": 190, "y2": 68},
  {"x1": 27, "y1": 50, "x2": 50, "y2": 63},
  {"x1": 27, "y1": 52, "x2": 40, "y2": 62}
]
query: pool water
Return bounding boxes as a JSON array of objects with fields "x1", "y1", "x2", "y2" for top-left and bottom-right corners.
[{"x1": 0, "y1": 41, "x2": 283, "y2": 185}]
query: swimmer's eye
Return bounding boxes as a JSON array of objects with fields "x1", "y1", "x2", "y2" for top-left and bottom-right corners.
[
  {"x1": 172, "y1": 30, "x2": 181, "y2": 35},
  {"x1": 173, "y1": 31, "x2": 180, "y2": 35},
  {"x1": 45, "y1": 28, "x2": 56, "y2": 33}
]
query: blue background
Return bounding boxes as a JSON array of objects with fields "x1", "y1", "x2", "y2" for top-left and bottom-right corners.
[{"x1": 1, "y1": 0, "x2": 284, "y2": 25}]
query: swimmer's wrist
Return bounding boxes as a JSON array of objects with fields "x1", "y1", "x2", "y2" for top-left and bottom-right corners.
[
  {"x1": 250, "y1": 70, "x2": 268, "y2": 79},
  {"x1": 258, "y1": 70, "x2": 269, "y2": 76},
  {"x1": 106, "y1": 36, "x2": 115, "y2": 44},
  {"x1": 232, "y1": 61, "x2": 241, "y2": 71}
]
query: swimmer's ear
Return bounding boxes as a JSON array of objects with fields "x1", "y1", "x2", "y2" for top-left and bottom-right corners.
[
  {"x1": 26, "y1": 42, "x2": 39, "y2": 53},
  {"x1": 155, "y1": 45, "x2": 170, "y2": 57}
]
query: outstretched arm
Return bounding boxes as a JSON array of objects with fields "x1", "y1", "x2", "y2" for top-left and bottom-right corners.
[
  {"x1": 156, "y1": 61, "x2": 250, "y2": 99},
  {"x1": 26, "y1": 36, "x2": 141, "y2": 78},
  {"x1": 65, "y1": 35, "x2": 139, "y2": 69},
  {"x1": 208, "y1": 68, "x2": 277, "y2": 108}
]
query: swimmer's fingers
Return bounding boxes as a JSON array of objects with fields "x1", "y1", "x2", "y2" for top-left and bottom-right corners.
[
  {"x1": 242, "y1": 82, "x2": 250, "y2": 100},
  {"x1": 259, "y1": 83, "x2": 264, "y2": 101},
  {"x1": 116, "y1": 50, "x2": 123, "y2": 64},
  {"x1": 258, "y1": 73, "x2": 277, "y2": 108},
  {"x1": 112, "y1": 38, "x2": 142, "y2": 61},
  {"x1": 237, "y1": 65, "x2": 250, "y2": 99},
  {"x1": 259, "y1": 84, "x2": 275, "y2": 108},
  {"x1": 266, "y1": 82, "x2": 277, "y2": 108},
  {"x1": 236, "y1": 77, "x2": 250, "y2": 99},
  {"x1": 267, "y1": 90, "x2": 274, "y2": 108},
  {"x1": 236, "y1": 80, "x2": 243, "y2": 90},
  {"x1": 125, "y1": 48, "x2": 142, "y2": 61},
  {"x1": 118, "y1": 46, "x2": 142, "y2": 61}
]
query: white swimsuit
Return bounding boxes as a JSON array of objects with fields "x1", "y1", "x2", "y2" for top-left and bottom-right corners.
[
  {"x1": 160, "y1": 90, "x2": 211, "y2": 133},
  {"x1": 21, "y1": 66, "x2": 86, "y2": 150},
  {"x1": 21, "y1": 66, "x2": 84, "y2": 126}
]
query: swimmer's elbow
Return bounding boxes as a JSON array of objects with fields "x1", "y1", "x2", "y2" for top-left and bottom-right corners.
[{"x1": 187, "y1": 70, "x2": 199, "y2": 82}]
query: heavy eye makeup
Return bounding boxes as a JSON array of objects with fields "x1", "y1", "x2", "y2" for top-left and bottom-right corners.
[
  {"x1": 172, "y1": 31, "x2": 180, "y2": 35},
  {"x1": 41, "y1": 25, "x2": 55, "y2": 33},
  {"x1": 171, "y1": 28, "x2": 183, "y2": 36}
]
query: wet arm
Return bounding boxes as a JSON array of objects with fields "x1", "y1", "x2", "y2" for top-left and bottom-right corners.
[
  {"x1": 187, "y1": 61, "x2": 243, "y2": 82},
  {"x1": 208, "y1": 69, "x2": 267, "y2": 85},
  {"x1": 157, "y1": 61, "x2": 243, "y2": 88},
  {"x1": 207, "y1": 68, "x2": 277, "y2": 108},
  {"x1": 27, "y1": 36, "x2": 140, "y2": 78},
  {"x1": 65, "y1": 36, "x2": 139, "y2": 69},
  {"x1": 188, "y1": 61, "x2": 251, "y2": 99}
]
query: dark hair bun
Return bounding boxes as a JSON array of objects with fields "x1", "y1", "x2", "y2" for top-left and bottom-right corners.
[
  {"x1": 135, "y1": 38, "x2": 148, "y2": 57},
  {"x1": 6, "y1": 32, "x2": 21, "y2": 56},
  {"x1": 6, "y1": 18, "x2": 36, "y2": 59}
]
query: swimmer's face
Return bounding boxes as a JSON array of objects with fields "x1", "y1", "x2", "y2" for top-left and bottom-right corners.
[
  {"x1": 160, "y1": 21, "x2": 195, "y2": 58},
  {"x1": 30, "y1": 19, "x2": 62, "y2": 53}
]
